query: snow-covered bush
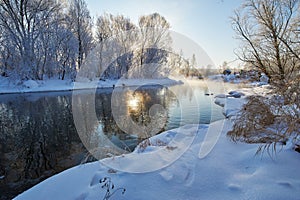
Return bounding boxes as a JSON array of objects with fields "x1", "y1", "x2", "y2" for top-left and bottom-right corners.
[
  {"x1": 228, "y1": 75, "x2": 300, "y2": 154},
  {"x1": 228, "y1": 96, "x2": 276, "y2": 144}
]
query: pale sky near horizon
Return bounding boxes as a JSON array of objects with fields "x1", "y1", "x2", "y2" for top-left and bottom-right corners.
[{"x1": 85, "y1": 0, "x2": 243, "y2": 68}]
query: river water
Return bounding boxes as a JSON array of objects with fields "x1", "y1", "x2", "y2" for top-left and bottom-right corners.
[{"x1": 0, "y1": 80, "x2": 239, "y2": 199}]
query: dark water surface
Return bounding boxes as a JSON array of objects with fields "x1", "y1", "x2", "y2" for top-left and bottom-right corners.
[{"x1": 0, "y1": 80, "x2": 237, "y2": 199}]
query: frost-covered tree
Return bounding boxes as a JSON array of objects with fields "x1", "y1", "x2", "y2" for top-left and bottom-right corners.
[
  {"x1": 0, "y1": 26, "x2": 16, "y2": 75},
  {"x1": 109, "y1": 14, "x2": 136, "y2": 78},
  {"x1": 95, "y1": 13, "x2": 112, "y2": 77},
  {"x1": 138, "y1": 13, "x2": 171, "y2": 65},
  {"x1": 131, "y1": 13, "x2": 171, "y2": 78},
  {"x1": 67, "y1": 0, "x2": 93, "y2": 70},
  {"x1": 95, "y1": 14, "x2": 136, "y2": 79},
  {"x1": 51, "y1": 19, "x2": 78, "y2": 80},
  {"x1": 0, "y1": 0, "x2": 62, "y2": 80},
  {"x1": 95, "y1": 13, "x2": 173, "y2": 79}
]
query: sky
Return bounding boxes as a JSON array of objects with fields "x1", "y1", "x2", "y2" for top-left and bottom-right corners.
[{"x1": 85, "y1": 0, "x2": 243, "y2": 68}]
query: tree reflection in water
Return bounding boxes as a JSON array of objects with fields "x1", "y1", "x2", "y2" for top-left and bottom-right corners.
[
  {"x1": 0, "y1": 86, "x2": 175, "y2": 199},
  {"x1": 0, "y1": 93, "x2": 86, "y2": 199}
]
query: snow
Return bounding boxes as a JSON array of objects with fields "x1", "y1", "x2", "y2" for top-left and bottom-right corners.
[
  {"x1": 214, "y1": 90, "x2": 248, "y2": 118},
  {"x1": 23, "y1": 80, "x2": 39, "y2": 89},
  {"x1": 208, "y1": 73, "x2": 270, "y2": 86},
  {"x1": 0, "y1": 77, "x2": 182, "y2": 94},
  {"x1": 223, "y1": 74, "x2": 237, "y2": 82},
  {"x1": 14, "y1": 83, "x2": 300, "y2": 200},
  {"x1": 228, "y1": 91, "x2": 245, "y2": 98},
  {"x1": 260, "y1": 73, "x2": 269, "y2": 84}
]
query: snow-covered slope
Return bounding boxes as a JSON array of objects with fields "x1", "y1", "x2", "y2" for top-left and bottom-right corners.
[{"x1": 14, "y1": 120, "x2": 300, "y2": 200}]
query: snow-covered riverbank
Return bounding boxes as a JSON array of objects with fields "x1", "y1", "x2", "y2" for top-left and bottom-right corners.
[
  {"x1": 0, "y1": 77, "x2": 182, "y2": 94},
  {"x1": 14, "y1": 83, "x2": 300, "y2": 200}
]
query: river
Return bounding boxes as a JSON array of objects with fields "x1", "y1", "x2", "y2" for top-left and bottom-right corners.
[{"x1": 0, "y1": 80, "x2": 239, "y2": 199}]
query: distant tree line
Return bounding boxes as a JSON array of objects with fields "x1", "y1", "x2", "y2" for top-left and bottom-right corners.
[{"x1": 0, "y1": 0, "x2": 199, "y2": 82}]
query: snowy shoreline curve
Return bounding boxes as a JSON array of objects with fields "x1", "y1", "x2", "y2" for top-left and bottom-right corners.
[{"x1": 0, "y1": 78, "x2": 183, "y2": 95}]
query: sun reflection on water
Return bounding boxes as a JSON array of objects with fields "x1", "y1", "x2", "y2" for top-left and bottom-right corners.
[
  {"x1": 128, "y1": 96, "x2": 140, "y2": 110},
  {"x1": 126, "y1": 91, "x2": 147, "y2": 113}
]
